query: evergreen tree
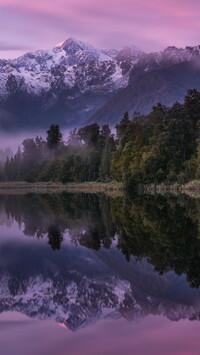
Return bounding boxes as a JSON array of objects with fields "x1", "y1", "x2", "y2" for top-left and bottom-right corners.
[
  {"x1": 115, "y1": 111, "x2": 131, "y2": 147},
  {"x1": 77, "y1": 123, "x2": 100, "y2": 147},
  {"x1": 46, "y1": 124, "x2": 63, "y2": 151},
  {"x1": 99, "y1": 139, "x2": 112, "y2": 181}
]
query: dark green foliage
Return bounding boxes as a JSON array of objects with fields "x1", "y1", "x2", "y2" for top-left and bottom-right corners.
[
  {"x1": 110, "y1": 194, "x2": 200, "y2": 288},
  {"x1": 2, "y1": 89, "x2": 200, "y2": 184},
  {"x1": 77, "y1": 123, "x2": 100, "y2": 147},
  {"x1": 115, "y1": 111, "x2": 131, "y2": 144},
  {"x1": 99, "y1": 136, "x2": 116, "y2": 181},
  {"x1": 46, "y1": 124, "x2": 63, "y2": 151},
  {"x1": 112, "y1": 89, "x2": 200, "y2": 187}
]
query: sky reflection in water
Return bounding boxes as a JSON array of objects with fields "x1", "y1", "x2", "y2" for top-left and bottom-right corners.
[{"x1": 0, "y1": 312, "x2": 199, "y2": 355}]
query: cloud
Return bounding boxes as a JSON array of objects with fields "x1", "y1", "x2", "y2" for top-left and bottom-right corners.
[
  {"x1": 0, "y1": 42, "x2": 30, "y2": 51},
  {"x1": 0, "y1": 0, "x2": 200, "y2": 57}
]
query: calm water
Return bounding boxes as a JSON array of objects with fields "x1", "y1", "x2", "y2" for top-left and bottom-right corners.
[{"x1": 0, "y1": 192, "x2": 200, "y2": 355}]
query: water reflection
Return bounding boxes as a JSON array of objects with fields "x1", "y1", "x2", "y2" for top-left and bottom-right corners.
[
  {"x1": 0, "y1": 312, "x2": 199, "y2": 355},
  {"x1": 0, "y1": 192, "x2": 200, "y2": 334}
]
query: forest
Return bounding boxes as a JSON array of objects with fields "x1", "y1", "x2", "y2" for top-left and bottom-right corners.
[{"x1": 1, "y1": 89, "x2": 200, "y2": 188}]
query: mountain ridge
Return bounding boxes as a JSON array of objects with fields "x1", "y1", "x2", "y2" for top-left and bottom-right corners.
[
  {"x1": 0, "y1": 38, "x2": 200, "y2": 129},
  {"x1": 88, "y1": 61, "x2": 200, "y2": 124}
]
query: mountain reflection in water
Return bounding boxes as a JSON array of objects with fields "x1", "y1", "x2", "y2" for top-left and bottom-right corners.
[{"x1": 0, "y1": 192, "x2": 200, "y2": 354}]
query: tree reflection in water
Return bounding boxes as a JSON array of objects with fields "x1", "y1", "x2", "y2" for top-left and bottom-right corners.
[{"x1": 1, "y1": 192, "x2": 200, "y2": 287}]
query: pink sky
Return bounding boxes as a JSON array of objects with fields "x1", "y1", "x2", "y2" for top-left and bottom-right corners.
[{"x1": 0, "y1": 0, "x2": 200, "y2": 58}]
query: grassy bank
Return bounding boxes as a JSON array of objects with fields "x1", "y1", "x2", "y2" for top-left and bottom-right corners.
[
  {"x1": 0, "y1": 181, "x2": 124, "y2": 197},
  {"x1": 2, "y1": 180, "x2": 200, "y2": 198}
]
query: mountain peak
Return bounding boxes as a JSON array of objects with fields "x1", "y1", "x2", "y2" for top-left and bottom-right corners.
[
  {"x1": 56, "y1": 37, "x2": 82, "y2": 47},
  {"x1": 55, "y1": 37, "x2": 96, "y2": 55}
]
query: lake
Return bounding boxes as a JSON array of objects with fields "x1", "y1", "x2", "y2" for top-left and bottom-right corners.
[{"x1": 0, "y1": 192, "x2": 200, "y2": 355}]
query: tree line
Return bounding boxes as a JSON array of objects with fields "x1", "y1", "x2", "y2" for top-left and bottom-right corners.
[
  {"x1": 1, "y1": 123, "x2": 116, "y2": 182},
  {"x1": 1, "y1": 89, "x2": 200, "y2": 186}
]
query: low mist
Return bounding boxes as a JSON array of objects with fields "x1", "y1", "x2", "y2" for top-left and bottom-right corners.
[{"x1": 0, "y1": 128, "x2": 70, "y2": 154}]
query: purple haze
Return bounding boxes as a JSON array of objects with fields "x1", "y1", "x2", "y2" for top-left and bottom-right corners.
[{"x1": 0, "y1": 0, "x2": 200, "y2": 58}]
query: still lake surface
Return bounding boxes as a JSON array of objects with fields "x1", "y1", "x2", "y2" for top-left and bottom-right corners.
[{"x1": 0, "y1": 192, "x2": 200, "y2": 355}]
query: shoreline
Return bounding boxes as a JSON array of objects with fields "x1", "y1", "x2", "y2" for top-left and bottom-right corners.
[
  {"x1": 1, "y1": 180, "x2": 200, "y2": 198},
  {"x1": 0, "y1": 181, "x2": 124, "y2": 196}
]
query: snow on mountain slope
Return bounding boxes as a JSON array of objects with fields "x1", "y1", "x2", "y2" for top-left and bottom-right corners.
[
  {"x1": 0, "y1": 38, "x2": 200, "y2": 129},
  {"x1": 3, "y1": 37, "x2": 120, "y2": 74},
  {"x1": 0, "y1": 37, "x2": 141, "y2": 98}
]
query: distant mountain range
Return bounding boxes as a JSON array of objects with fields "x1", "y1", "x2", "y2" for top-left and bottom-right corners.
[{"x1": 0, "y1": 37, "x2": 200, "y2": 130}]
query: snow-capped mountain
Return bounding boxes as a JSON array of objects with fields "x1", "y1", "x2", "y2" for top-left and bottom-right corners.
[
  {"x1": 0, "y1": 38, "x2": 200, "y2": 129},
  {"x1": 0, "y1": 37, "x2": 137, "y2": 96},
  {"x1": 131, "y1": 45, "x2": 200, "y2": 74},
  {"x1": 1, "y1": 246, "x2": 200, "y2": 332},
  {"x1": 12, "y1": 37, "x2": 118, "y2": 71}
]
